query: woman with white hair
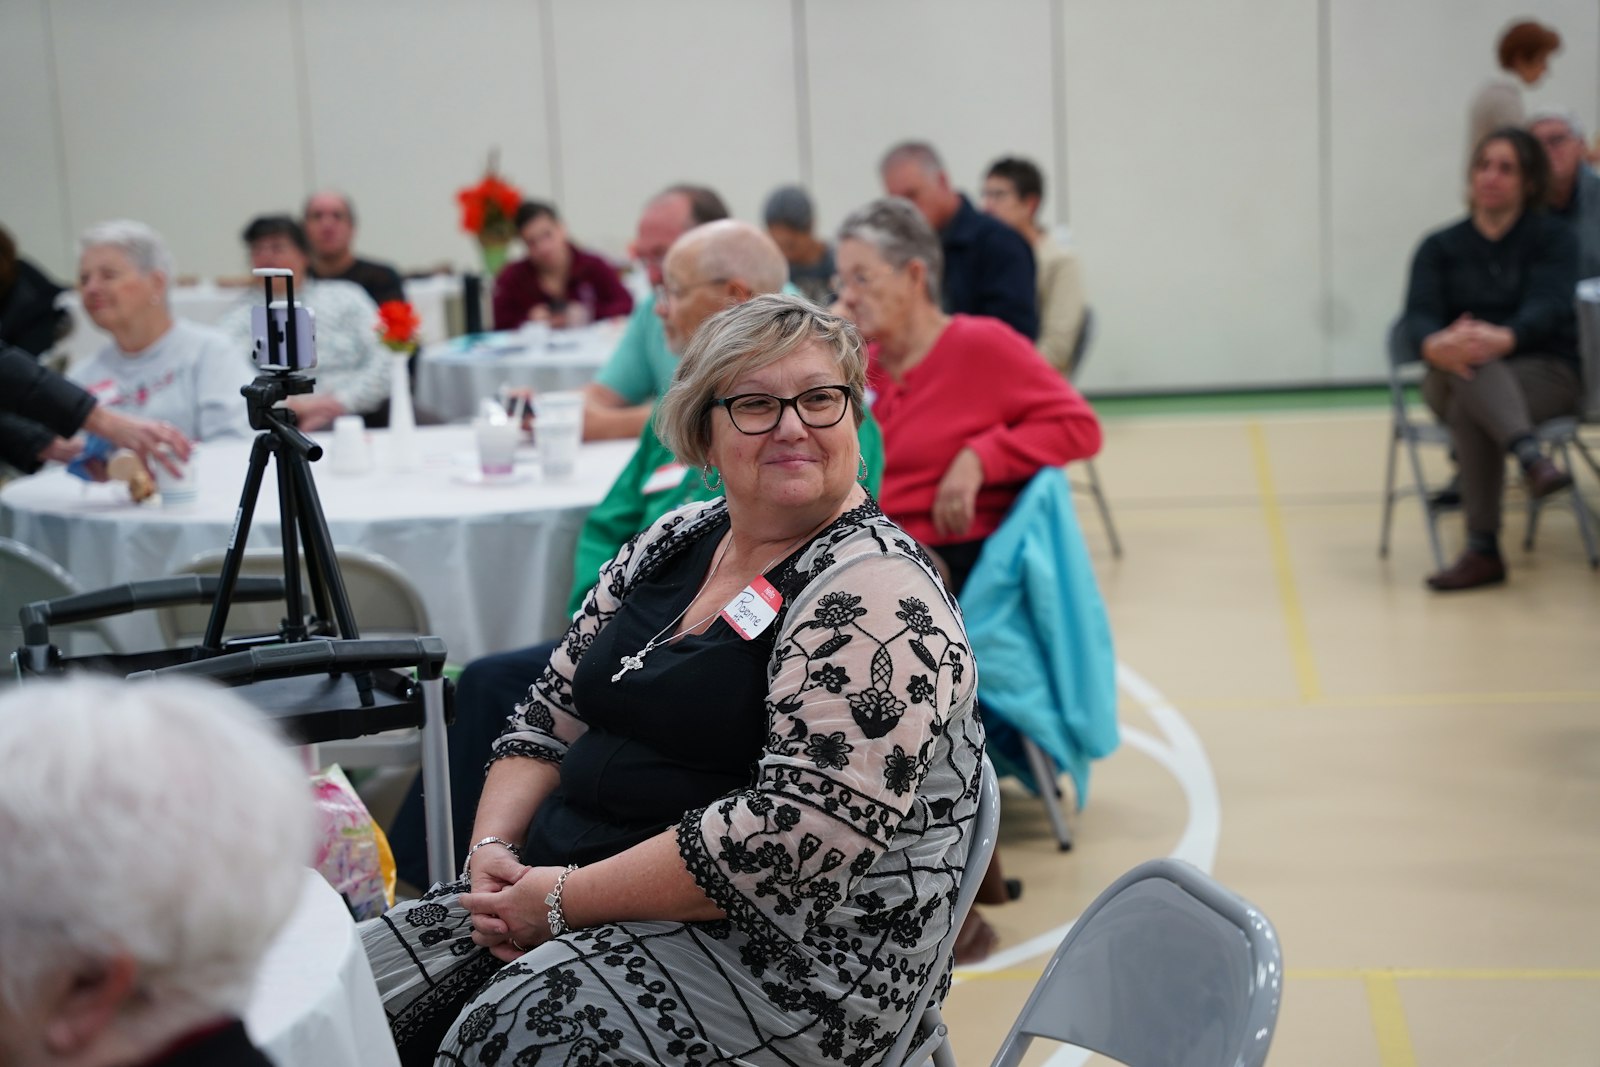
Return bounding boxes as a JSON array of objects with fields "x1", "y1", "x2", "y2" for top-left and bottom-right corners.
[
  {"x1": 0, "y1": 676, "x2": 313, "y2": 1066},
  {"x1": 68, "y1": 221, "x2": 252, "y2": 442}
]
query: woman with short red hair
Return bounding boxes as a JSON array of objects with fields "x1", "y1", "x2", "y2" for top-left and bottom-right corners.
[{"x1": 1468, "y1": 19, "x2": 1563, "y2": 155}]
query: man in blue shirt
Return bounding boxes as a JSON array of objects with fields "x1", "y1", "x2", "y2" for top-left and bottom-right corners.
[
  {"x1": 880, "y1": 141, "x2": 1039, "y2": 339},
  {"x1": 581, "y1": 184, "x2": 728, "y2": 440}
]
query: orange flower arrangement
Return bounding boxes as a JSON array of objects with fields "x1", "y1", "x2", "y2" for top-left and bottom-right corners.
[
  {"x1": 456, "y1": 174, "x2": 522, "y2": 242},
  {"x1": 375, "y1": 300, "x2": 422, "y2": 352}
]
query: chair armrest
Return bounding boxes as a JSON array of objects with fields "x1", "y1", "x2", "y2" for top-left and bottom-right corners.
[{"x1": 20, "y1": 576, "x2": 286, "y2": 645}]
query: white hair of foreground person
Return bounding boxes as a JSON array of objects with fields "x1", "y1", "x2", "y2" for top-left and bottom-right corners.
[
  {"x1": 78, "y1": 219, "x2": 177, "y2": 291},
  {"x1": 0, "y1": 675, "x2": 313, "y2": 1039}
]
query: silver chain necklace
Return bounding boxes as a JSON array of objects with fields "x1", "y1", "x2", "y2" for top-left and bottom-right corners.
[{"x1": 611, "y1": 512, "x2": 839, "y2": 683}]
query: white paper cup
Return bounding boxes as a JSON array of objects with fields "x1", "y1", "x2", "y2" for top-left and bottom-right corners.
[
  {"x1": 153, "y1": 448, "x2": 198, "y2": 506},
  {"x1": 330, "y1": 415, "x2": 371, "y2": 475},
  {"x1": 475, "y1": 420, "x2": 520, "y2": 477},
  {"x1": 518, "y1": 320, "x2": 551, "y2": 353},
  {"x1": 534, "y1": 391, "x2": 584, "y2": 481}
]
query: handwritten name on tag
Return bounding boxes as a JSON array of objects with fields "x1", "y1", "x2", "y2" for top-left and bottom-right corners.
[{"x1": 720, "y1": 576, "x2": 783, "y2": 640}]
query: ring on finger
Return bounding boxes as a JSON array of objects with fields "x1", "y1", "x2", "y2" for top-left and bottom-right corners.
[{"x1": 508, "y1": 936, "x2": 526, "y2": 952}]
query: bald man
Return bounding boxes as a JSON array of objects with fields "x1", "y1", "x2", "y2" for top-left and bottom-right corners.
[
  {"x1": 389, "y1": 220, "x2": 885, "y2": 890},
  {"x1": 304, "y1": 190, "x2": 405, "y2": 305}
]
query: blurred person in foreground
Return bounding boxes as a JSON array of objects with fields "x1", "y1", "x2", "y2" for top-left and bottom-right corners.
[
  {"x1": 879, "y1": 140, "x2": 1038, "y2": 339},
  {"x1": 1403, "y1": 127, "x2": 1583, "y2": 591},
  {"x1": 219, "y1": 215, "x2": 390, "y2": 431},
  {"x1": 492, "y1": 200, "x2": 633, "y2": 330},
  {"x1": 762, "y1": 184, "x2": 836, "y2": 305},
  {"x1": 69, "y1": 220, "x2": 251, "y2": 442},
  {"x1": 387, "y1": 220, "x2": 886, "y2": 891},
  {"x1": 981, "y1": 156, "x2": 1087, "y2": 374},
  {"x1": 304, "y1": 190, "x2": 405, "y2": 305},
  {"x1": 581, "y1": 184, "x2": 729, "y2": 440},
  {"x1": 365, "y1": 295, "x2": 982, "y2": 1065},
  {"x1": 1529, "y1": 110, "x2": 1600, "y2": 280},
  {"x1": 0, "y1": 675, "x2": 312, "y2": 1066}
]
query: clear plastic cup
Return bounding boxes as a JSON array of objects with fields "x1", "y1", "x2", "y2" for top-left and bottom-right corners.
[
  {"x1": 534, "y1": 391, "x2": 584, "y2": 481},
  {"x1": 474, "y1": 420, "x2": 520, "y2": 477}
]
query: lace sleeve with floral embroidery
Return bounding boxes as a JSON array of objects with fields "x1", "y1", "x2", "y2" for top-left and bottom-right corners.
[{"x1": 676, "y1": 548, "x2": 973, "y2": 947}]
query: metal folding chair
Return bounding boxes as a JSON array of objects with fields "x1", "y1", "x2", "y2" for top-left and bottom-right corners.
[
  {"x1": 990, "y1": 858, "x2": 1283, "y2": 1067},
  {"x1": 1064, "y1": 308, "x2": 1123, "y2": 558},
  {"x1": 1, "y1": 537, "x2": 122, "y2": 659}
]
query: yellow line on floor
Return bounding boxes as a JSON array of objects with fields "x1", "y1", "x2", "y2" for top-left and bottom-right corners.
[
  {"x1": 1365, "y1": 971, "x2": 1418, "y2": 1067},
  {"x1": 1246, "y1": 420, "x2": 1322, "y2": 702}
]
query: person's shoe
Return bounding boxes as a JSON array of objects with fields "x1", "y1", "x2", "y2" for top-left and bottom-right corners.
[
  {"x1": 952, "y1": 911, "x2": 1000, "y2": 965},
  {"x1": 1427, "y1": 475, "x2": 1462, "y2": 510},
  {"x1": 1524, "y1": 457, "x2": 1573, "y2": 500},
  {"x1": 1426, "y1": 550, "x2": 1507, "y2": 591}
]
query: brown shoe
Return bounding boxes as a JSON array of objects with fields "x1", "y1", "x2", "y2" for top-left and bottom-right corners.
[
  {"x1": 1525, "y1": 457, "x2": 1573, "y2": 499},
  {"x1": 952, "y1": 911, "x2": 1000, "y2": 965},
  {"x1": 1426, "y1": 550, "x2": 1507, "y2": 591}
]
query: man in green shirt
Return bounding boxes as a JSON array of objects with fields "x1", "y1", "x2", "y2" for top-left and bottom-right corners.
[{"x1": 391, "y1": 220, "x2": 882, "y2": 887}]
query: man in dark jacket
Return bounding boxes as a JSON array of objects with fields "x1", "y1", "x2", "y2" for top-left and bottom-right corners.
[
  {"x1": 0, "y1": 342, "x2": 190, "y2": 475},
  {"x1": 880, "y1": 140, "x2": 1039, "y2": 339},
  {"x1": 0, "y1": 226, "x2": 68, "y2": 357}
]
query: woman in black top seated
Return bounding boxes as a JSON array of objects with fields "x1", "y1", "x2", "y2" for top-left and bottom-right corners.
[
  {"x1": 364, "y1": 294, "x2": 985, "y2": 1067},
  {"x1": 1403, "y1": 126, "x2": 1584, "y2": 591}
]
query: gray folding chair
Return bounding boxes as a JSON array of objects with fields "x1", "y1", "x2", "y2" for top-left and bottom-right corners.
[
  {"x1": 990, "y1": 858, "x2": 1283, "y2": 1067},
  {"x1": 1064, "y1": 308, "x2": 1123, "y2": 558},
  {"x1": 157, "y1": 546, "x2": 433, "y2": 768},
  {"x1": 884, "y1": 756, "x2": 1000, "y2": 1067},
  {"x1": 0, "y1": 537, "x2": 123, "y2": 659},
  {"x1": 1378, "y1": 320, "x2": 1597, "y2": 570}
]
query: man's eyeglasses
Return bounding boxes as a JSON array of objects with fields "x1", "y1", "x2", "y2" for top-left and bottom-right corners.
[
  {"x1": 829, "y1": 269, "x2": 891, "y2": 294},
  {"x1": 710, "y1": 385, "x2": 853, "y2": 434},
  {"x1": 654, "y1": 277, "x2": 729, "y2": 304}
]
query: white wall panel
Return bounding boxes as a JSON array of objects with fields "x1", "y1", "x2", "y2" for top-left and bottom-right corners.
[
  {"x1": 545, "y1": 0, "x2": 801, "y2": 257},
  {"x1": 804, "y1": 0, "x2": 1058, "y2": 236},
  {"x1": 1326, "y1": 0, "x2": 1600, "y2": 381},
  {"x1": 1062, "y1": 0, "x2": 1324, "y2": 392},
  {"x1": 0, "y1": 0, "x2": 72, "y2": 280},
  {"x1": 299, "y1": 0, "x2": 554, "y2": 274},
  {"x1": 49, "y1": 0, "x2": 307, "y2": 281}
]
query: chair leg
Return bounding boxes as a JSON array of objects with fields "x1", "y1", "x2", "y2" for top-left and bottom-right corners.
[
  {"x1": 1084, "y1": 460, "x2": 1123, "y2": 559},
  {"x1": 1557, "y1": 442, "x2": 1600, "y2": 568},
  {"x1": 1573, "y1": 436, "x2": 1600, "y2": 481},
  {"x1": 1022, "y1": 737, "x2": 1072, "y2": 851},
  {"x1": 1524, "y1": 473, "x2": 1542, "y2": 552},
  {"x1": 1378, "y1": 430, "x2": 1399, "y2": 559},
  {"x1": 1402, "y1": 435, "x2": 1447, "y2": 570}
]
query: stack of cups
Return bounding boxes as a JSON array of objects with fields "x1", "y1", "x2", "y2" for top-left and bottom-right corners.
[
  {"x1": 330, "y1": 415, "x2": 372, "y2": 476},
  {"x1": 153, "y1": 446, "x2": 199, "y2": 506},
  {"x1": 534, "y1": 392, "x2": 584, "y2": 481}
]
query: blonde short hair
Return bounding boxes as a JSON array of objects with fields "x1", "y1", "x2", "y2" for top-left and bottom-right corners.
[{"x1": 655, "y1": 293, "x2": 867, "y2": 469}]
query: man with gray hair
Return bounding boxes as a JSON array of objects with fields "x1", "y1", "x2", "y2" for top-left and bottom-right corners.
[
  {"x1": 1530, "y1": 111, "x2": 1600, "y2": 280},
  {"x1": 0, "y1": 675, "x2": 313, "y2": 1065},
  {"x1": 880, "y1": 140, "x2": 1039, "y2": 339},
  {"x1": 762, "y1": 184, "x2": 836, "y2": 306},
  {"x1": 304, "y1": 189, "x2": 405, "y2": 305},
  {"x1": 388, "y1": 219, "x2": 885, "y2": 891}
]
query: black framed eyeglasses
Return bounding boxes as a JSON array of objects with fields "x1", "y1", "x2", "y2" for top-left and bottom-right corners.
[{"x1": 710, "y1": 385, "x2": 853, "y2": 434}]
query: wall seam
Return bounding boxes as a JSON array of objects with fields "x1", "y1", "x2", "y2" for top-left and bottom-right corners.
[
  {"x1": 40, "y1": 0, "x2": 75, "y2": 265},
  {"x1": 540, "y1": 0, "x2": 565, "y2": 204},
  {"x1": 1050, "y1": 0, "x2": 1069, "y2": 226},
  {"x1": 1316, "y1": 0, "x2": 1334, "y2": 380},
  {"x1": 289, "y1": 0, "x2": 316, "y2": 193},
  {"x1": 792, "y1": 0, "x2": 814, "y2": 188}
]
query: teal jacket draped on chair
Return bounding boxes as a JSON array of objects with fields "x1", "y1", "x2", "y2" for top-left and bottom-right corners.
[{"x1": 959, "y1": 467, "x2": 1119, "y2": 804}]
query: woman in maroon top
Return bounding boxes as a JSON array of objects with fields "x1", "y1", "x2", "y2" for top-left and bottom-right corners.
[
  {"x1": 834, "y1": 196, "x2": 1101, "y2": 592},
  {"x1": 491, "y1": 201, "x2": 634, "y2": 330}
]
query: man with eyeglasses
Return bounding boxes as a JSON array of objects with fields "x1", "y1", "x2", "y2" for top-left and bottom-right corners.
[
  {"x1": 580, "y1": 184, "x2": 729, "y2": 440},
  {"x1": 1530, "y1": 111, "x2": 1600, "y2": 281},
  {"x1": 388, "y1": 220, "x2": 883, "y2": 891}
]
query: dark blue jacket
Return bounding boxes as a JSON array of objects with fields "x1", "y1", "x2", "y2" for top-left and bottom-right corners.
[{"x1": 939, "y1": 194, "x2": 1039, "y2": 339}]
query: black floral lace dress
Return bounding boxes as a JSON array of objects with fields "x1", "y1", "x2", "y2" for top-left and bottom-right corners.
[{"x1": 362, "y1": 497, "x2": 984, "y2": 1066}]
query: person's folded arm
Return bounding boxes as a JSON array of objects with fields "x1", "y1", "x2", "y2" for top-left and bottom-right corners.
[
  {"x1": 1402, "y1": 235, "x2": 1452, "y2": 359},
  {"x1": 965, "y1": 352, "x2": 1102, "y2": 483},
  {"x1": 0, "y1": 344, "x2": 96, "y2": 437},
  {"x1": 1504, "y1": 221, "x2": 1580, "y2": 354},
  {"x1": 0, "y1": 412, "x2": 58, "y2": 473}
]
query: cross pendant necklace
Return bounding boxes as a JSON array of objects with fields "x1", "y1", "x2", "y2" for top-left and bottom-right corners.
[{"x1": 612, "y1": 535, "x2": 733, "y2": 683}]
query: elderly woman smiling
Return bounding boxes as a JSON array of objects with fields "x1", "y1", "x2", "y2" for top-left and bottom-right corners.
[
  {"x1": 364, "y1": 294, "x2": 984, "y2": 1066},
  {"x1": 69, "y1": 220, "x2": 251, "y2": 441}
]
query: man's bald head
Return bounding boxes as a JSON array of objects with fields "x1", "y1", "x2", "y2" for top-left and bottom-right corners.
[{"x1": 657, "y1": 220, "x2": 788, "y2": 353}]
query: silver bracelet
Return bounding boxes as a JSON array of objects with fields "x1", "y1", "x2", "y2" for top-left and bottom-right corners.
[
  {"x1": 545, "y1": 863, "x2": 579, "y2": 937},
  {"x1": 461, "y1": 836, "x2": 521, "y2": 880}
]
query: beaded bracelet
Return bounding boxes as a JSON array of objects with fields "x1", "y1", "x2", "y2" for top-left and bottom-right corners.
[{"x1": 461, "y1": 835, "x2": 521, "y2": 880}]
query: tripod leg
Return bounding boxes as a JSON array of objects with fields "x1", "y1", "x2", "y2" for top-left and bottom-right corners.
[
  {"x1": 276, "y1": 440, "x2": 309, "y2": 641},
  {"x1": 293, "y1": 488, "x2": 336, "y2": 634},
  {"x1": 201, "y1": 432, "x2": 275, "y2": 651},
  {"x1": 285, "y1": 447, "x2": 375, "y2": 707}
]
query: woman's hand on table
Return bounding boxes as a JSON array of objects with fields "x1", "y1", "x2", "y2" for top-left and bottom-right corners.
[
  {"x1": 81, "y1": 406, "x2": 191, "y2": 476},
  {"x1": 462, "y1": 863, "x2": 566, "y2": 962},
  {"x1": 932, "y1": 447, "x2": 985, "y2": 538}
]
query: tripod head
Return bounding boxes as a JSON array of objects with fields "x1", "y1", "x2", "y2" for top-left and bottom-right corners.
[{"x1": 242, "y1": 268, "x2": 322, "y2": 458}]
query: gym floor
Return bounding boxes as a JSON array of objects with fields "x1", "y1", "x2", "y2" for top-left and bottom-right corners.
[{"x1": 939, "y1": 398, "x2": 1600, "y2": 1066}]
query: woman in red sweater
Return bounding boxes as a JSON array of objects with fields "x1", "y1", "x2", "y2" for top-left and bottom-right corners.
[{"x1": 835, "y1": 196, "x2": 1101, "y2": 592}]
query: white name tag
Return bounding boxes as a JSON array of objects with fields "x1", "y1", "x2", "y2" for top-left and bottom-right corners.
[
  {"x1": 720, "y1": 576, "x2": 783, "y2": 640},
  {"x1": 643, "y1": 462, "x2": 689, "y2": 495}
]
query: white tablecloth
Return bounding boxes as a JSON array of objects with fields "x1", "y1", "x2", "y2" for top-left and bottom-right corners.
[
  {"x1": 0, "y1": 426, "x2": 636, "y2": 662},
  {"x1": 55, "y1": 274, "x2": 460, "y2": 370},
  {"x1": 246, "y1": 869, "x2": 399, "y2": 1067},
  {"x1": 414, "y1": 322, "x2": 621, "y2": 422}
]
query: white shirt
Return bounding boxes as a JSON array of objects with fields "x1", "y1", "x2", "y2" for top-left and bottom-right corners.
[
  {"x1": 69, "y1": 319, "x2": 253, "y2": 441},
  {"x1": 219, "y1": 278, "x2": 391, "y2": 416}
]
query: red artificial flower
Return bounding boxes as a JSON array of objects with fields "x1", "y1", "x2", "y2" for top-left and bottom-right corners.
[
  {"x1": 375, "y1": 300, "x2": 422, "y2": 351},
  {"x1": 456, "y1": 173, "x2": 524, "y2": 242}
]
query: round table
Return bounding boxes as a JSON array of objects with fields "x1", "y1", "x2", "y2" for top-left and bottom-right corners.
[
  {"x1": 0, "y1": 426, "x2": 636, "y2": 663},
  {"x1": 414, "y1": 321, "x2": 621, "y2": 422},
  {"x1": 245, "y1": 869, "x2": 399, "y2": 1067}
]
